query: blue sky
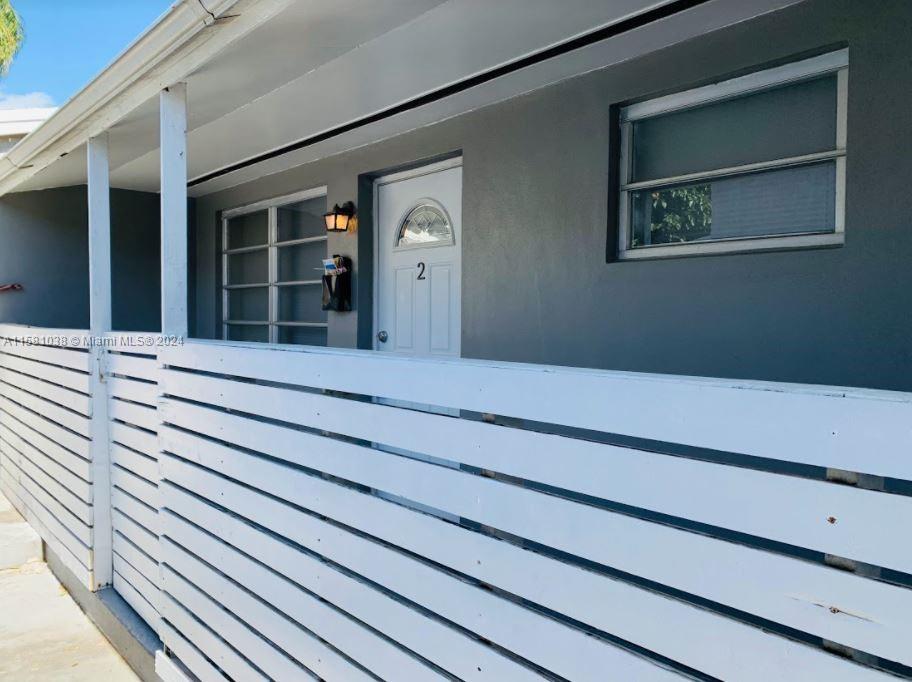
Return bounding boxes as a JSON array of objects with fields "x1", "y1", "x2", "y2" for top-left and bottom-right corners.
[{"x1": 0, "y1": 0, "x2": 173, "y2": 109}]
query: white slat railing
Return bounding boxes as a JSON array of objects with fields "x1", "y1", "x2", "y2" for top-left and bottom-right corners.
[
  {"x1": 0, "y1": 325, "x2": 96, "y2": 587},
  {"x1": 105, "y1": 332, "x2": 163, "y2": 633},
  {"x1": 153, "y1": 339, "x2": 912, "y2": 681}
]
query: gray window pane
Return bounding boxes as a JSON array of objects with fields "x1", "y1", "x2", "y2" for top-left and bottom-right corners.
[
  {"x1": 278, "y1": 284, "x2": 326, "y2": 323},
  {"x1": 227, "y1": 324, "x2": 269, "y2": 342},
  {"x1": 277, "y1": 241, "x2": 326, "y2": 282},
  {"x1": 630, "y1": 161, "x2": 836, "y2": 247},
  {"x1": 227, "y1": 287, "x2": 268, "y2": 321},
  {"x1": 226, "y1": 210, "x2": 268, "y2": 249},
  {"x1": 227, "y1": 249, "x2": 268, "y2": 285},
  {"x1": 278, "y1": 326, "x2": 327, "y2": 346},
  {"x1": 277, "y1": 197, "x2": 326, "y2": 242},
  {"x1": 632, "y1": 75, "x2": 837, "y2": 182}
]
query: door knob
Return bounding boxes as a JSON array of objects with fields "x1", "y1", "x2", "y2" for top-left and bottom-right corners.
[{"x1": 377, "y1": 330, "x2": 389, "y2": 343}]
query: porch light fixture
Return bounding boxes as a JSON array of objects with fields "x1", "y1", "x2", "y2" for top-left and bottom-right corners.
[{"x1": 324, "y1": 201, "x2": 356, "y2": 232}]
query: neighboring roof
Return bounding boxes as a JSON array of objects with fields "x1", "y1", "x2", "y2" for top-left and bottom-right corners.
[{"x1": 0, "y1": 108, "x2": 56, "y2": 137}]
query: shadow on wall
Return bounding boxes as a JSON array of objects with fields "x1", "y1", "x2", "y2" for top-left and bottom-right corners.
[{"x1": 0, "y1": 186, "x2": 162, "y2": 331}]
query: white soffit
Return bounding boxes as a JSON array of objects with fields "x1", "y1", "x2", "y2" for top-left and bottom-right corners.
[{"x1": 15, "y1": 0, "x2": 802, "y2": 196}]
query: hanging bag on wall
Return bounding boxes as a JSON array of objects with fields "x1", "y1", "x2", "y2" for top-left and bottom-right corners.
[{"x1": 321, "y1": 255, "x2": 352, "y2": 312}]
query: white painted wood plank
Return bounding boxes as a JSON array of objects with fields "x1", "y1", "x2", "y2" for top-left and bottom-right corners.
[
  {"x1": 110, "y1": 443, "x2": 158, "y2": 484},
  {"x1": 160, "y1": 428, "x2": 910, "y2": 675},
  {"x1": 0, "y1": 353, "x2": 90, "y2": 393},
  {"x1": 113, "y1": 508, "x2": 160, "y2": 560},
  {"x1": 114, "y1": 551, "x2": 161, "y2": 613},
  {"x1": 88, "y1": 133, "x2": 112, "y2": 335},
  {"x1": 1, "y1": 408, "x2": 92, "y2": 481},
  {"x1": 106, "y1": 353, "x2": 159, "y2": 382},
  {"x1": 160, "y1": 341, "x2": 912, "y2": 480},
  {"x1": 1, "y1": 381, "x2": 91, "y2": 437},
  {"x1": 0, "y1": 368, "x2": 91, "y2": 415},
  {"x1": 113, "y1": 529, "x2": 160, "y2": 587},
  {"x1": 0, "y1": 341, "x2": 90, "y2": 372},
  {"x1": 163, "y1": 539, "x2": 393, "y2": 682},
  {"x1": 0, "y1": 478, "x2": 93, "y2": 588},
  {"x1": 0, "y1": 397, "x2": 90, "y2": 459},
  {"x1": 162, "y1": 491, "x2": 606, "y2": 682},
  {"x1": 0, "y1": 325, "x2": 91, "y2": 344},
  {"x1": 0, "y1": 439, "x2": 92, "y2": 524},
  {"x1": 109, "y1": 398, "x2": 158, "y2": 433},
  {"x1": 107, "y1": 376, "x2": 158, "y2": 407},
  {"x1": 112, "y1": 487, "x2": 159, "y2": 535},
  {"x1": 0, "y1": 464, "x2": 93, "y2": 568},
  {"x1": 163, "y1": 519, "x2": 487, "y2": 681},
  {"x1": 155, "y1": 649, "x2": 193, "y2": 682},
  {"x1": 160, "y1": 83, "x2": 188, "y2": 338},
  {"x1": 109, "y1": 421, "x2": 158, "y2": 459},
  {"x1": 102, "y1": 334, "x2": 160, "y2": 357},
  {"x1": 159, "y1": 621, "x2": 230, "y2": 682},
  {"x1": 112, "y1": 464, "x2": 158, "y2": 510},
  {"x1": 114, "y1": 567, "x2": 161, "y2": 633},
  {"x1": 0, "y1": 425, "x2": 91, "y2": 501},
  {"x1": 2, "y1": 455, "x2": 92, "y2": 546},
  {"x1": 160, "y1": 377, "x2": 912, "y2": 574},
  {"x1": 160, "y1": 583, "x2": 296, "y2": 682}
]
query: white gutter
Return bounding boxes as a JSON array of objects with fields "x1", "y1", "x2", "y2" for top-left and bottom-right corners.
[{"x1": 0, "y1": 0, "x2": 293, "y2": 197}]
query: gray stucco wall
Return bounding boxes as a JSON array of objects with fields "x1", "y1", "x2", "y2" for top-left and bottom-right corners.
[
  {"x1": 193, "y1": 0, "x2": 912, "y2": 391},
  {"x1": 0, "y1": 186, "x2": 161, "y2": 331}
]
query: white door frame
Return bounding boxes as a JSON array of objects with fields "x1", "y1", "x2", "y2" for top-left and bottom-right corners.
[{"x1": 371, "y1": 155, "x2": 463, "y2": 352}]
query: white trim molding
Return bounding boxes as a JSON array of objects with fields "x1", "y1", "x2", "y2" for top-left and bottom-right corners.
[{"x1": 617, "y1": 49, "x2": 848, "y2": 260}]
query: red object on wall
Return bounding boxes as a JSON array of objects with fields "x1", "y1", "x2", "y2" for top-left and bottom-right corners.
[{"x1": 0, "y1": 283, "x2": 23, "y2": 292}]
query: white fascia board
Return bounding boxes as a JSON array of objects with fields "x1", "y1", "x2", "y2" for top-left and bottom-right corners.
[{"x1": 0, "y1": 0, "x2": 293, "y2": 197}]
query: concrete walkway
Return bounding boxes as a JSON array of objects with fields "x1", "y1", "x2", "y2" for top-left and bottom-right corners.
[{"x1": 0, "y1": 492, "x2": 139, "y2": 681}]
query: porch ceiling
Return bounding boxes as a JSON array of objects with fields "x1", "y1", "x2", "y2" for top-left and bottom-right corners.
[{"x1": 12, "y1": 0, "x2": 799, "y2": 198}]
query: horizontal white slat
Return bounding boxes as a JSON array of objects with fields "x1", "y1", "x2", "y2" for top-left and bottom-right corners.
[
  {"x1": 1, "y1": 381, "x2": 91, "y2": 437},
  {"x1": 0, "y1": 439, "x2": 91, "y2": 524},
  {"x1": 161, "y1": 342, "x2": 912, "y2": 480},
  {"x1": 160, "y1": 378, "x2": 912, "y2": 574},
  {"x1": 159, "y1": 622, "x2": 229, "y2": 682},
  {"x1": 0, "y1": 477, "x2": 92, "y2": 588},
  {"x1": 0, "y1": 397, "x2": 90, "y2": 459},
  {"x1": 110, "y1": 443, "x2": 158, "y2": 484},
  {"x1": 0, "y1": 368, "x2": 91, "y2": 415},
  {"x1": 1, "y1": 455, "x2": 92, "y2": 546},
  {"x1": 112, "y1": 487, "x2": 159, "y2": 535},
  {"x1": 106, "y1": 353, "x2": 159, "y2": 382},
  {"x1": 109, "y1": 421, "x2": 158, "y2": 459},
  {"x1": 112, "y1": 464, "x2": 158, "y2": 510},
  {"x1": 163, "y1": 535, "x2": 396, "y2": 682},
  {"x1": 163, "y1": 487, "x2": 628, "y2": 682},
  {"x1": 114, "y1": 571, "x2": 160, "y2": 634},
  {"x1": 162, "y1": 450, "x2": 888, "y2": 681},
  {"x1": 0, "y1": 353, "x2": 90, "y2": 393},
  {"x1": 109, "y1": 398, "x2": 158, "y2": 433},
  {"x1": 0, "y1": 340, "x2": 90, "y2": 371},
  {"x1": 113, "y1": 508, "x2": 160, "y2": 561},
  {"x1": 102, "y1": 334, "x2": 161, "y2": 357},
  {"x1": 155, "y1": 650, "x2": 193, "y2": 682},
  {"x1": 113, "y1": 529, "x2": 160, "y2": 587},
  {"x1": 107, "y1": 376, "x2": 158, "y2": 407},
  {"x1": 0, "y1": 424, "x2": 90, "y2": 500},
  {"x1": 163, "y1": 573, "x2": 312, "y2": 682}
]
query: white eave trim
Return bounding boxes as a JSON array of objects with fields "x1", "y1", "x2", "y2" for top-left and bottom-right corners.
[{"x1": 0, "y1": 0, "x2": 292, "y2": 197}]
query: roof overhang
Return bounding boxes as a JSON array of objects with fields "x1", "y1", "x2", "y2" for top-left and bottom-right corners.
[{"x1": 0, "y1": 0, "x2": 803, "y2": 199}]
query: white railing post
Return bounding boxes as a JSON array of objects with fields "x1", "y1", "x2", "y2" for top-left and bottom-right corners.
[
  {"x1": 160, "y1": 83, "x2": 188, "y2": 338},
  {"x1": 87, "y1": 132, "x2": 113, "y2": 588}
]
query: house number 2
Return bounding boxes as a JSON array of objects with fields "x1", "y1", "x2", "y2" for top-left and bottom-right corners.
[{"x1": 416, "y1": 262, "x2": 426, "y2": 280}]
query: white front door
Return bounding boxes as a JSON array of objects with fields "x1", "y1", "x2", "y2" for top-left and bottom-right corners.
[{"x1": 375, "y1": 159, "x2": 462, "y2": 357}]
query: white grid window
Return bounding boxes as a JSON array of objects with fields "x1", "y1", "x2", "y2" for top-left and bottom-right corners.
[
  {"x1": 618, "y1": 50, "x2": 848, "y2": 259},
  {"x1": 221, "y1": 188, "x2": 328, "y2": 345}
]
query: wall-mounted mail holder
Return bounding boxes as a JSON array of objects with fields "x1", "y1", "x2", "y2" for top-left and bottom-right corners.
[{"x1": 321, "y1": 255, "x2": 352, "y2": 312}]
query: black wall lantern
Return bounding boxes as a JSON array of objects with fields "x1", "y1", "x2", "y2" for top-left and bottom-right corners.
[{"x1": 324, "y1": 201, "x2": 356, "y2": 233}]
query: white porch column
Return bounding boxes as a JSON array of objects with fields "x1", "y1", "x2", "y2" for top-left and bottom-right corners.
[
  {"x1": 160, "y1": 83, "x2": 188, "y2": 337},
  {"x1": 87, "y1": 133, "x2": 113, "y2": 588}
]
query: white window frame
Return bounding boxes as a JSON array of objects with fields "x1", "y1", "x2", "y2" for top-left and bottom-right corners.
[
  {"x1": 618, "y1": 49, "x2": 848, "y2": 260},
  {"x1": 221, "y1": 186, "x2": 328, "y2": 343}
]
